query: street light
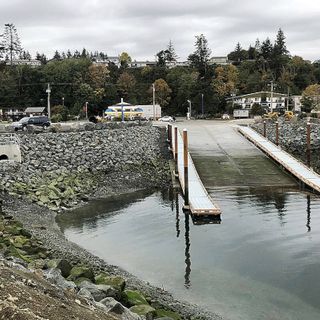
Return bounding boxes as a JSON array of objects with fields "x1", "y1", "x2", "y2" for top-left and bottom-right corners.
[
  {"x1": 152, "y1": 83, "x2": 156, "y2": 121},
  {"x1": 201, "y1": 94, "x2": 204, "y2": 115},
  {"x1": 62, "y1": 97, "x2": 64, "y2": 107},
  {"x1": 187, "y1": 100, "x2": 192, "y2": 120},
  {"x1": 46, "y1": 83, "x2": 51, "y2": 118},
  {"x1": 85, "y1": 102, "x2": 88, "y2": 120}
]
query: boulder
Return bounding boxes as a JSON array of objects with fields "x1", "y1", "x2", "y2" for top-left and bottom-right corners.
[
  {"x1": 122, "y1": 290, "x2": 149, "y2": 307},
  {"x1": 73, "y1": 277, "x2": 92, "y2": 286},
  {"x1": 155, "y1": 309, "x2": 182, "y2": 320},
  {"x1": 95, "y1": 273, "x2": 126, "y2": 291},
  {"x1": 78, "y1": 281, "x2": 120, "y2": 301},
  {"x1": 44, "y1": 268, "x2": 77, "y2": 291},
  {"x1": 45, "y1": 259, "x2": 72, "y2": 278},
  {"x1": 99, "y1": 297, "x2": 142, "y2": 320},
  {"x1": 67, "y1": 265, "x2": 94, "y2": 282},
  {"x1": 77, "y1": 288, "x2": 94, "y2": 300},
  {"x1": 130, "y1": 304, "x2": 156, "y2": 319}
]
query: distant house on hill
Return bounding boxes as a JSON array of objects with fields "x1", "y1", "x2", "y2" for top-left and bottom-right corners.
[
  {"x1": 227, "y1": 91, "x2": 287, "y2": 111},
  {"x1": 6, "y1": 59, "x2": 41, "y2": 67},
  {"x1": 208, "y1": 56, "x2": 230, "y2": 66}
]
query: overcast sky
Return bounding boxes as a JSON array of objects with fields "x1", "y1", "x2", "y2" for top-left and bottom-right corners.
[{"x1": 1, "y1": 0, "x2": 319, "y2": 61}]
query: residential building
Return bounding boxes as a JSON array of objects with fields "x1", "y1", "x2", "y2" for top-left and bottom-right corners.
[
  {"x1": 208, "y1": 56, "x2": 230, "y2": 66},
  {"x1": 6, "y1": 59, "x2": 41, "y2": 67},
  {"x1": 24, "y1": 107, "x2": 46, "y2": 116},
  {"x1": 227, "y1": 91, "x2": 287, "y2": 111},
  {"x1": 166, "y1": 61, "x2": 190, "y2": 68},
  {"x1": 291, "y1": 95, "x2": 302, "y2": 112},
  {"x1": 94, "y1": 56, "x2": 121, "y2": 67},
  {"x1": 130, "y1": 60, "x2": 157, "y2": 68}
]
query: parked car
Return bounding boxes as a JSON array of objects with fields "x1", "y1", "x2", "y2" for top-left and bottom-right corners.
[
  {"x1": 12, "y1": 116, "x2": 51, "y2": 131},
  {"x1": 159, "y1": 116, "x2": 174, "y2": 122},
  {"x1": 222, "y1": 114, "x2": 230, "y2": 120}
]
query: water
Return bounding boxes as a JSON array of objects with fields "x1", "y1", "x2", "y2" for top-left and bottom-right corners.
[{"x1": 57, "y1": 187, "x2": 320, "y2": 320}]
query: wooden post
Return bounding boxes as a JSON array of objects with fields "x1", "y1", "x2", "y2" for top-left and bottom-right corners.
[
  {"x1": 183, "y1": 129, "x2": 189, "y2": 207},
  {"x1": 275, "y1": 121, "x2": 279, "y2": 146},
  {"x1": 307, "y1": 122, "x2": 311, "y2": 167},
  {"x1": 174, "y1": 127, "x2": 178, "y2": 175},
  {"x1": 263, "y1": 121, "x2": 266, "y2": 138}
]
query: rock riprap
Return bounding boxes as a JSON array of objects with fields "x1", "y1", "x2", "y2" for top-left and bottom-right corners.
[
  {"x1": 251, "y1": 119, "x2": 320, "y2": 172},
  {"x1": 0, "y1": 125, "x2": 170, "y2": 210}
]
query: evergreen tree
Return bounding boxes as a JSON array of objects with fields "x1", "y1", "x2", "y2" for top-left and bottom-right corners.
[
  {"x1": 274, "y1": 28, "x2": 288, "y2": 56},
  {"x1": 167, "y1": 40, "x2": 178, "y2": 62},
  {"x1": 1, "y1": 23, "x2": 22, "y2": 65},
  {"x1": 81, "y1": 48, "x2": 88, "y2": 58},
  {"x1": 73, "y1": 50, "x2": 81, "y2": 58},
  {"x1": 66, "y1": 50, "x2": 72, "y2": 59},
  {"x1": 188, "y1": 34, "x2": 211, "y2": 75},
  {"x1": 261, "y1": 38, "x2": 273, "y2": 60},
  {"x1": 248, "y1": 45, "x2": 256, "y2": 60},
  {"x1": 53, "y1": 50, "x2": 62, "y2": 60}
]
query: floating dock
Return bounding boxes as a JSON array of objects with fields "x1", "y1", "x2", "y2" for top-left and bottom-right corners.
[
  {"x1": 238, "y1": 126, "x2": 320, "y2": 193},
  {"x1": 169, "y1": 125, "x2": 221, "y2": 216}
]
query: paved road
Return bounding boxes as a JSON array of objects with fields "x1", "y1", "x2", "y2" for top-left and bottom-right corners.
[{"x1": 174, "y1": 120, "x2": 297, "y2": 189}]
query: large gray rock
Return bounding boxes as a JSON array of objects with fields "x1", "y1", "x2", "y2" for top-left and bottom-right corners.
[
  {"x1": 77, "y1": 288, "x2": 94, "y2": 300},
  {"x1": 44, "y1": 268, "x2": 77, "y2": 291},
  {"x1": 78, "y1": 281, "x2": 120, "y2": 301},
  {"x1": 99, "y1": 297, "x2": 142, "y2": 320}
]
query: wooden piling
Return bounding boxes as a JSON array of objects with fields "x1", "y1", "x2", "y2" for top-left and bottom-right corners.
[
  {"x1": 183, "y1": 129, "x2": 189, "y2": 207},
  {"x1": 263, "y1": 121, "x2": 266, "y2": 138},
  {"x1": 307, "y1": 122, "x2": 311, "y2": 167},
  {"x1": 275, "y1": 121, "x2": 279, "y2": 146}
]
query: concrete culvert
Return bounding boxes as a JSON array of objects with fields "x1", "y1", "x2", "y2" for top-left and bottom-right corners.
[{"x1": 0, "y1": 154, "x2": 9, "y2": 161}]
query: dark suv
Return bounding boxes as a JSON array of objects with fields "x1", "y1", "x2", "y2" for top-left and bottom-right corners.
[{"x1": 12, "y1": 116, "x2": 51, "y2": 131}]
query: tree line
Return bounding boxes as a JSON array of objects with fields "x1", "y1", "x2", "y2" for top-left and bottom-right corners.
[{"x1": 1, "y1": 24, "x2": 320, "y2": 119}]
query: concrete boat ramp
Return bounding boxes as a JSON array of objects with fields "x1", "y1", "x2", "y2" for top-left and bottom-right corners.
[{"x1": 166, "y1": 120, "x2": 320, "y2": 219}]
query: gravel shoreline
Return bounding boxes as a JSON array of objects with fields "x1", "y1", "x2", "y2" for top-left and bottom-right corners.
[{"x1": 0, "y1": 187, "x2": 222, "y2": 320}]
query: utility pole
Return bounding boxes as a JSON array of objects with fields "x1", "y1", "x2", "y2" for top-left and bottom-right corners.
[
  {"x1": 287, "y1": 87, "x2": 290, "y2": 111},
  {"x1": 187, "y1": 100, "x2": 192, "y2": 120},
  {"x1": 269, "y1": 81, "x2": 274, "y2": 113},
  {"x1": 152, "y1": 83, "x2": 156, "y2": 121},
  {"x1": 46, "y1": 83, "x2": 51, "y2": 118},
  {"x1": 85, "y1": 102, "x2": 88, "y2": 120},
  {"x1": 201, "y1": 93, "x2": 204, "y2": 115}
]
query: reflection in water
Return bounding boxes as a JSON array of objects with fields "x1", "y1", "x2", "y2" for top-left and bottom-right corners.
[
  {"x1": 184, "y1": 212, "x2": 191, "y2": 289},
  {"x1": 307, "y1": 195, "x2": 311, "y2": 232},
  {"x1": 59, "y1": 187, "x2": 320, "y2": 320},
  {"x1": 175, "y1": 191, "x2": 180, "y2": 238}
]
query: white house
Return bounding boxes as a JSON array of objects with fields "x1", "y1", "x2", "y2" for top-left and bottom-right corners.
[
  {"x1": 6, "y1": 59, "x2": 41, "y2": 67},
  {"x1": 130, "y1": 60, "x2": 157, "y2": 68},
  {"x1": 209, "y1": 56, "x2": 230, "y2": 66},
  {"x1": 228, "y1": 91, "x2": 287, "y2": 111}
]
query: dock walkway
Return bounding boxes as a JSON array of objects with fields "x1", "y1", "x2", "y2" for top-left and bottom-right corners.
[
  {"x1": 170, "y1": 126, "x2": 221, "y2": 216},
  {"x1": 238, "y1": 126, "x2": 320, "y2": 193}
]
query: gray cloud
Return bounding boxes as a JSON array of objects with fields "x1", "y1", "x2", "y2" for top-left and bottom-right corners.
[{"x1": 1, "y1": 0, "x2": 319, "y2": 61}]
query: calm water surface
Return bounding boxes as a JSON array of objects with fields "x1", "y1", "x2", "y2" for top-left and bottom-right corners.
[{"x1": 58, "y1": 187, "x2": 320, "y2": 320}]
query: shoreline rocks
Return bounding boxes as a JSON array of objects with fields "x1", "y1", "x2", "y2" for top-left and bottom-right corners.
[
  {"x1": 0, "y1": 125, "x2": 171, "y2": 210},
  {"x1": 251, "y1": 119, "x2": 320, "y2": 172}
]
